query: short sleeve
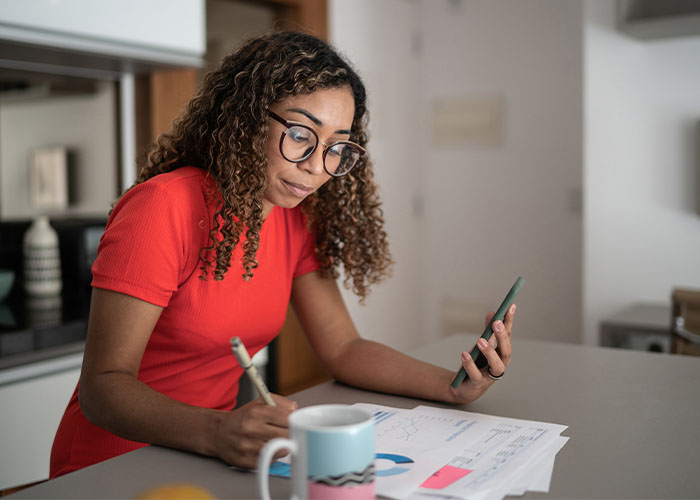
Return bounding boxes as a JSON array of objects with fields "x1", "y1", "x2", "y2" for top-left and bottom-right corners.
[
  {"x1": 91, "y1": 181, "x2": 196, "y2": 307},
  {"x1": 293, "y1": 221, "x2": 320, "y2": 278}
]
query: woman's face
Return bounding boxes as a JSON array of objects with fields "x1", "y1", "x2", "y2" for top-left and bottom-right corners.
[{"x1": 263, "y1": 86, "x2": 355, "y2": 218}]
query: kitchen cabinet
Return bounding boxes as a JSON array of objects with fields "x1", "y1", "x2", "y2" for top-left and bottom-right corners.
[
  {"x1": 618, "y1": 0, "x2": 700, "y2": 39},
  {"x1": 0, "y1": 0, "x2": 207, "y2": 219},
  {"x1": 0, "y1": 359, "x2": 81, "y2": 490},
  {"x1": 0, "y1": 0, "x2": 205, "y2": 67},
  {"x1": 0, "y1": 17, "x2": 330, "y2": 482}
]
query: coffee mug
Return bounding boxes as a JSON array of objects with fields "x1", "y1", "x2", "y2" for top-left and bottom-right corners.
[{"x1": 257, "y1": 404, "x2": 375, "y2": 500}]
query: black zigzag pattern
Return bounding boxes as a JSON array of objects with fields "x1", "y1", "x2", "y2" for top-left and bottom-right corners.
[{"x1": 310, "y1": 463, "x2": 375, "y2": 486}]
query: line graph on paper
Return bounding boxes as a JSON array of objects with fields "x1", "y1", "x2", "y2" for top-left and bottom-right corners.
[
  {"x1": 372, "y1": 410, "x2": 398, "y2": 425},
  {"x1": 376, "y1": 413, "x2": 475, "y2": 444}
]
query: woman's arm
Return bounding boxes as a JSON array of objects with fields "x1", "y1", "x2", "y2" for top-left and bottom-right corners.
[
  {"x1": 78, "y1": 287, "x2": 296, "y2": 468},
  {"x1": 290, "y1": 271, "x2": 515, "y2": 405}
]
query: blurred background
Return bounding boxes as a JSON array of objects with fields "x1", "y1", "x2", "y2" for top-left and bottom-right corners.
[{"x1": 1, "y1": 0, "x2": 699, "y2": 491}]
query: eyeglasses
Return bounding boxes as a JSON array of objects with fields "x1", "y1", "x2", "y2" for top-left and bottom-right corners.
[{"x1": 268, "y1": 110, "x2": 365, "y2": 177}]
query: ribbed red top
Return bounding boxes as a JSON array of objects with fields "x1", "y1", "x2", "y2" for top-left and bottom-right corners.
[{"x1": 50, "y1": 167, "x2": 319, "y2": 477}]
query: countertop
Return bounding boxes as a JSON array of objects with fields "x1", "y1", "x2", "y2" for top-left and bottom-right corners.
[
  {"x1": 0, "y1": 289, "x2": 89, "y2": 385},
  {"x1": 0, "y1": 216, "x2": 105, "y2": 380},
  {"x1": 9, "y1": 334, "x2": 700, "y2": 499}
]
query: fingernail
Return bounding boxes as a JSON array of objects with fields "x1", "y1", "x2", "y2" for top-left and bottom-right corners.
[
  {"x1": 494, "y1": 321, "x2": 504, "y2": 332},
  {"x1": 461, "y1": 351, "x2": 468, "y2": 362},
  {"x1": 511, "y1": 304, "x2": 516, "y2": 314},
  {"x1": 478, "y1": 338, "x2": 488, "y2": 349}
]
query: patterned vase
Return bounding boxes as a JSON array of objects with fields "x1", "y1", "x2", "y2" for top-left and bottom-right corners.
[{"x1": 23, "y1": 215, "x2": 62, "y2": 296}]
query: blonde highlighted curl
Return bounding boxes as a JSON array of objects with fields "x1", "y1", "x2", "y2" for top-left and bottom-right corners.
[{"x1": 131, "y1": 31, "x2": 392, "y2": 301}]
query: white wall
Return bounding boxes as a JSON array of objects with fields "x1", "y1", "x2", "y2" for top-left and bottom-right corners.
[
  {"x1": 583, "y1": 1, "x2": 700, "y2": 345},
  {"x1": 332, "y1": 0, "x2": 700, "y2": 349},
  {"x1": 330, "y1": 0, "x2": 426, "y2": 351},
  {"x1": 420, "y1": 0, "x2": 584, "y2": 344},
  {"x1": 332, "y1": 0, "x2": 584, "y2": 346}
]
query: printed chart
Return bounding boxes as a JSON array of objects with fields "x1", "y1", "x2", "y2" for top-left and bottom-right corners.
[
  {"x1": 356, "y1": 403, "x2": 569, "y2": 500},
  {"x1": 263, "y1": 403, "x2": 569, "y2": 500}
]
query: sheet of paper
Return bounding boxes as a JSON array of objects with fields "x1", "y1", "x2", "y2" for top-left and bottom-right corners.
[
  {"x1": 506, "y1": 436, "x2": 569, "y2": 495},
  {"x1": 354, "y1": 404, "x2": 485, "y2": 499},
  {"x1": 481, "y1": 435, "x2": 566, "y2": 498},
  {"x1": 367, "y1": 405, "x2": 568, "y2": 500},
  {"x1": 411, "y1": 406, "x2": 566, "y2": 499},
  {"x1": 262, "y1": 403, "x2": 569, "y2": 500}
]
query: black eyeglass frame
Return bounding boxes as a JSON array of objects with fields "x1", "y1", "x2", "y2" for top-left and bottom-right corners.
[{"x1": 268, "y1": 110, "x2": 366, "y2": 177}]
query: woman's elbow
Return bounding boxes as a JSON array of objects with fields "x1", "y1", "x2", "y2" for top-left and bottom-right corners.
[{"x1": 77, "y1": 374, "x2": 103, "y2": 426}]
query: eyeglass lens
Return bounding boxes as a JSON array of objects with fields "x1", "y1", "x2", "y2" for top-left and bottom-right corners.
[
  {"x1": 324, "y1": 142, "x2": 361, "y2": 176},
  {"x1": 282, "y1": 125, "x2": 361, "y2": 176}
]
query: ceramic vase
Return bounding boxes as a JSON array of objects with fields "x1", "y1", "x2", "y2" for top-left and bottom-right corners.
[{"x1": 23, "y1": 215, "x2": 62, "y2": 296}]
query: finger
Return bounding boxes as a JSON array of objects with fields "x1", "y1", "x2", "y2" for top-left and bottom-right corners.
[
  {"x1": 227, "y1": 412, "x2": 282, "y2": 442},
  {"x1": 249, "y1": 393, "x2": 297, "y2": 410},
  {"x1": 484, "y1": 312, "x2": 498, "y2": 349},
  {"x1": 254, "y1": 405, "x2": 296, "y2": 430},
  {"x1": 270, "y1": 393, "x2": 299, "y2": 412},
  {"x1": 460, "y1": 351, "x2": 485, "y2": 384},
  {"x1": 237, "y1": 439, "x2": 269, "y2": 469},
  {"x1": 237, "y1": 403, "x2": 294, "y2": 438},
  {"x1": 273, "y1": 448, "x2": 290, "y2": 460},
  {"x1": 492, "y1": 320, "x2": 512, "y2": 361},
  {"x1": 477, "y1": 338, "x2": 506, "y2": 376},
  {"x1": 229, "y1": 452, "x2": 258, "y2": 470},
  {"x1": 487, "y1": 329, "x2": 498, "y2": 348},
  {"x1": 503, "y1": 304, "x2": 516, "y2": 336}
]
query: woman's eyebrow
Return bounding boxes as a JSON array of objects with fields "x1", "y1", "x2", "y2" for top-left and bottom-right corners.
[
  {"x1": 287, "y1": 107, "x2": 351, "y2": 135},
  {"x1": 287, "y1": 108, "x2": 323, "y2": 126}
]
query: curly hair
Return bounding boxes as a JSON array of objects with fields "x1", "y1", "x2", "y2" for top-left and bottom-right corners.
[{"x1": 132, "y1": 31, "x2": 392, "y2": 301}]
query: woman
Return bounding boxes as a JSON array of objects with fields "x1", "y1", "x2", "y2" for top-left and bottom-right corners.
[{"x1": 50, "y1": 31, "x2": 516, "y2": 477}]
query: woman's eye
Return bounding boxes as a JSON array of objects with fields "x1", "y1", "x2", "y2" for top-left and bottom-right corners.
[
  {"x1": 288, "y1": 127, "x2": 311, "y2": 143},
  {"x1": 327, "y1": 144, "x2": 344, "y2": 157}
]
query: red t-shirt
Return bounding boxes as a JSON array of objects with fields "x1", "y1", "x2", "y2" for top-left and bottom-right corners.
[{"x1": 50, "y1": 166, "x2": 319, "y2": 477}]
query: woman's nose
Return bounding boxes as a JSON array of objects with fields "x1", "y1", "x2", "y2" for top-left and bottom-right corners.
[{"x1": 299, "y1": 145, "x2": 325, "y2": 175}]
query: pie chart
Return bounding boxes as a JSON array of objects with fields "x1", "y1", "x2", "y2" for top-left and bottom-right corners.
[{"x1": 375, "y1": 453, "x2": 414, "y2": 477}]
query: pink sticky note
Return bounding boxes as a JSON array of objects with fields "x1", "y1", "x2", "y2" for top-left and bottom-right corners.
[{"x1": 420, "y1": 465, "x2": 472, "y2": 489}]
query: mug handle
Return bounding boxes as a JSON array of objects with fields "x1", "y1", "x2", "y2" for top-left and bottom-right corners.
[{"x1": 257, "y1": 438, "x2": 297, "y2": 500}]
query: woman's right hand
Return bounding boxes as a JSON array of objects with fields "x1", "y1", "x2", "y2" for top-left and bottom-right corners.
[{"x1": 214, "y1": 394, "x2": 298, "y2": 469}]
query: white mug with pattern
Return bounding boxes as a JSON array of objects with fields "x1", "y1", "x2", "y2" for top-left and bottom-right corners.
[{"x1": 257, "y1": 404, "x2": 375, "y2": 499}]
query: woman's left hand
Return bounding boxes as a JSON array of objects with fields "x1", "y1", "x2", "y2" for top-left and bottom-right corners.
[{"x1": 448, "y1": 304, "x2": 516, "y2": 405}]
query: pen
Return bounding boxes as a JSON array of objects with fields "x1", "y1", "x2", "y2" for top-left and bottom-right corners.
[{"x1": 230, "y1": 337, "x2": 276, "y2": 406}]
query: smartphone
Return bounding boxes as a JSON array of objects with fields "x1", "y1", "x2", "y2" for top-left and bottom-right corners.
[{"x1": 450, "y1": 277, "x2": 524, "y2": 388}]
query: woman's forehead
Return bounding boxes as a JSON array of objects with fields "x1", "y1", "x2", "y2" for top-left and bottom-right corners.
[{"x1": 274, "y1": 87, "x2": 355, "y2": 129}]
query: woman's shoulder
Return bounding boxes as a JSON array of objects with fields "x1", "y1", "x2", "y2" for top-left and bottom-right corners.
[
  {"x1": 124, "y1": 167, "x2": 212, "y2": 204},
  {"x1": 111, "y1": 167, "x2": 215, "y2": 225},
  {"x1": 142, "y1": 166, "x2": 209, "y2": 191}
]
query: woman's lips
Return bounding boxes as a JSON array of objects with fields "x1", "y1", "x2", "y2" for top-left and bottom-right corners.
[{"x1": 282, "y1": 179, "x2": 313, "y2": 198}]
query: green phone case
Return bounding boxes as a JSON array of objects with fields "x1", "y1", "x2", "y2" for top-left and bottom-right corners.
[{"x1": 450, "y1": 277, "x2": 524, "y2": 388}]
